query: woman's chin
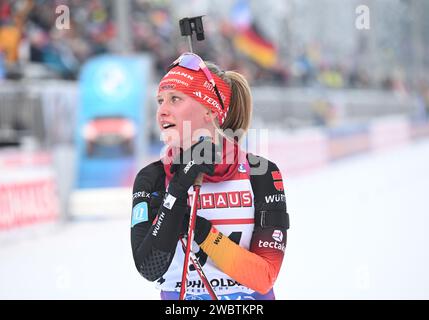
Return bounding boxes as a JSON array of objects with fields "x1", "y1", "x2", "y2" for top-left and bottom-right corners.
[
  {"x1": 161, "y1": 133, "x2": 196, "y2": 149},
  {"x1": 162, "y1": 139, "x2": 177, "y2": 147},
  {"x1": 160, "y1": 131, "x2": 179, "y2": 147}
]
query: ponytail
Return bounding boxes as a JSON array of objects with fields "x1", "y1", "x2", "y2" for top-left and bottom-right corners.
[{"x1": 206, "y1": 62, "x2": 253, "y2": 141}]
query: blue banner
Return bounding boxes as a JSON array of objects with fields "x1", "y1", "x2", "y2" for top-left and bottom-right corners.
[{"x1": 76, "y1": 54, "x2": 152, "y2": 188}]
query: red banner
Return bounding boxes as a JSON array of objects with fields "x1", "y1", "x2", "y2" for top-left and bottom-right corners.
[{"x1": 0, "y1": 179, "x2": 60, "y2": 230}]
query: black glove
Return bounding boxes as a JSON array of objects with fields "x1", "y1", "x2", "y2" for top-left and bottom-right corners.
[
  {"x1": 181, "y1": 213, "x2": 212, "y2": 245},
  {"x1": 147, "y1": 190, "x2": 165, "y2": 220},
  {"x1": 167, "y1": 137, "x2": 220, "y2": 204},
  {"x1": 148, "y1": 188, "x2": 193, "y2": 253}
]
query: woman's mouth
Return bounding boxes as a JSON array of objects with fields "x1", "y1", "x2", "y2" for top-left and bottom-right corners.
[{"x1": 161, "y1": 122, "x2": 176, "y2": 130}]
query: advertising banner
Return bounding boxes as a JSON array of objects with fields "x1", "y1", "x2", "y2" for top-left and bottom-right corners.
[{"x1": 76, "y1": 54, "x2": 152, "y2": 188}]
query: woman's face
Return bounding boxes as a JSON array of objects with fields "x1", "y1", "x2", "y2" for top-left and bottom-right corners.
[{"x1": 156, "y1": 90, "x2": 214, "y2": 147}]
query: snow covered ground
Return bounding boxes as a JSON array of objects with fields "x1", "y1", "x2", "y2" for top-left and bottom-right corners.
[{"x1": 1, "y1": 139, "x2": 429, "y2": 299}]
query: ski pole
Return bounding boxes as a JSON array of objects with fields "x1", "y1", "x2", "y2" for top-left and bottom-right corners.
[
  {"x1": 179, "y1": 173, "x2": 204, "y2": 300},
  {"x1": 179, "y1": 237, "x2": 218, "y2": 300}
]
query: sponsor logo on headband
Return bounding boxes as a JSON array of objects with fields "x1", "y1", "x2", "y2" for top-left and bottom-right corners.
[
  {"x1": 203, "y1": 81, "x2": 227, "y2": 103},
  {"x1": 167, "y1": 70, "x2": 194, "y2": 80},
  {"x1": 192, "y1": 91, "x2": 223, "y2": 112},
  {"x1": 159, "y1": 78, "x2": 189, "y2": 87},
  {"x1": 160, "y1": 84, "x2": 176, "y2": 91}
]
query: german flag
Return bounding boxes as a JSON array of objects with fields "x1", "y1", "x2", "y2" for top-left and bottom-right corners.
[{"x1": 233, "y1": 25, "x2": 277, "y2": 68}]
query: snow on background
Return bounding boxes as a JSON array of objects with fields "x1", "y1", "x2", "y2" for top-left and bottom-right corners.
[{"x1": 1, "y1": 138, "x2": 428, "y2": 299}]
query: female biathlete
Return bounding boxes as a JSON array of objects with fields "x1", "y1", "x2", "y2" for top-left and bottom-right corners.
[{"x1": 131, "y1": 52, "x2": 290, "y2": 300}]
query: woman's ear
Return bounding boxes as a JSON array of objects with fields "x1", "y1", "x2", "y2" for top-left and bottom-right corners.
[{"x1": 204, "y1": 110, "x2": 217, "y2": 123}]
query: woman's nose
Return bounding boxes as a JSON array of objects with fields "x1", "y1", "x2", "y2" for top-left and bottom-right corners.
[{"x1": 158, "y1": 100, "x2": 171, "y2": 116}]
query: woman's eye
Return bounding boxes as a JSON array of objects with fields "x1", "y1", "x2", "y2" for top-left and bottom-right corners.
[
  {"x1": 171, "y1": 96, "x2": 181, "y2": 103},
  {"x1": 157, "y1": 99, "x2": 163, "y2": 105}
]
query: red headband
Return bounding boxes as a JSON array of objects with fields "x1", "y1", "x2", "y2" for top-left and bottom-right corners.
[{"x1": 158, "y1": 65, "x2": 231, "y2": 126}]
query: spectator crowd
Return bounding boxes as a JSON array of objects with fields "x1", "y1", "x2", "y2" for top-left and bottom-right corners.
[{"x1": 0, "y1": 0, "x2": 415, "y2": 92}]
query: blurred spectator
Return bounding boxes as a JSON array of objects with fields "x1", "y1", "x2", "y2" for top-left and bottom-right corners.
[
  {"x1": 414, "y1": 81, "x2": 429, "y2": 120},
  {"x1": 25, "y1": 0, "x2": 114, "y2": 79},
  {"x1": 311, "y1": 98, "x2": 337, "y2": 127},
  {"x1": 0, "y1": 0, "x2": 423, "y2": 91},
  {"x1": 0, "y1": 0, "x2": 33, "y2": 78},
  {"x1": 318, "y1": 65, "x2": 344, "y2": 89}
]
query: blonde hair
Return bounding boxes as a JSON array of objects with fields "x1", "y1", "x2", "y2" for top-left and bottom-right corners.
[{"x1": 205, "y1": 62, "x2": 253, "y2": 142}]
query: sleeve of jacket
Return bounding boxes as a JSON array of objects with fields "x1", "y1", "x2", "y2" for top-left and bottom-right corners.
[
  {"x1": 199, "y1": 154, "x2": 290, "y2": 294},
  {"x1": 130, "y1": 160, "x2": 176, "y2": 282}
]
